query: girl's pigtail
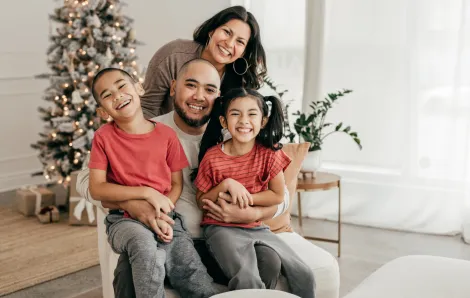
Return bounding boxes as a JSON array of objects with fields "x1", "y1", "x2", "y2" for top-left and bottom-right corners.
[{"x1": 258, "y1": 95, "x2": 285, "y2": 151}]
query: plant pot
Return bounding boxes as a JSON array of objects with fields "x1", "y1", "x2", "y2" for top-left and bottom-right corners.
[{"x1": 301, "y1": 150, "x2": 322, "y2": 177}]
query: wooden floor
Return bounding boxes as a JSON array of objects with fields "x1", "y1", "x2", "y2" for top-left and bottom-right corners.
[{"x1": 2, "y1": 189, "x2": 469, "y2": 298}]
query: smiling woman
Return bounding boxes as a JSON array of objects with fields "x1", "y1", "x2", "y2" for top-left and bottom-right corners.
[{"x1": 140, "y1": 6, "x2": 267, "y2": 119}]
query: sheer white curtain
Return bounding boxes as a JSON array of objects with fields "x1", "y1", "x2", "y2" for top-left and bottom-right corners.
[
  {"x1": 301, "y1": 0, "x2": 470, "y2": 241},
  {"x1": 242, "y1": 0, "x2": 470, "y2": 242}
]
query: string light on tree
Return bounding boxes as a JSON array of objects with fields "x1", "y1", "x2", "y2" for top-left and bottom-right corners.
[{"x1": 31, "y1": 0, "x2": 145, "y2": 182}]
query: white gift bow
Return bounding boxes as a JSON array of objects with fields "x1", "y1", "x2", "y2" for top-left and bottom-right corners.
[
  {"x1": 20, "y1": 186, "x2": 43, "y2": 215},
  {"x1": 70, "y1": 196, "x2": 96, "y2": 224}
]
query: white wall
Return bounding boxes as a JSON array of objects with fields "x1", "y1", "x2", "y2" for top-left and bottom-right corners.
[{"x1": 0, "y1": 0, "x2": 229, "y2": 192}]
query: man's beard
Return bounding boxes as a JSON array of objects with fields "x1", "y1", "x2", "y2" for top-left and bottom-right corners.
[{"x1": 174, "y1": 102, "x2": 211, "y2": 128}]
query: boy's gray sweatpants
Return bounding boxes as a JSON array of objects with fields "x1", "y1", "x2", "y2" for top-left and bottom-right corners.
[
  {"x1": 106, "y1": 212, "x2": 221, "y2": 298},
  {"x1": 204, "y1": 225, "x2": 316, "y2": 298}
]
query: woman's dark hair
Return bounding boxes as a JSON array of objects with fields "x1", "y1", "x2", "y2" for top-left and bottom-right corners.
[
  {"x1": 193, "y1": 6, "x2": 267, "y2": 94},
  {"x1": 191, "y1": 88, "x2": 284, "y2": 181}
]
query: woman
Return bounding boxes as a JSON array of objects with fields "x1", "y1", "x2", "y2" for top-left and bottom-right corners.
[{"x1": 140, "y1": 5, "x2": 267, "y2": 118}]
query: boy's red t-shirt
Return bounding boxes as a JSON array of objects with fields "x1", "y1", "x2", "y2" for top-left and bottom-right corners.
[
  {"x1": 88, "y1": 121, "x2": 188, "y2": 196},
  {"x1": 194, "y1": 143, "x2": 291, "y2": 229}
]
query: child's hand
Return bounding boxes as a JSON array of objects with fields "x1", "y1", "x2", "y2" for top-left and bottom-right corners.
[
  {"x1": 225, "y1": 178, "x2": 253, "y2": 209},
  {"x1": 156, "y1": 219, "x2": 173, "y2": 243},
  {"x1": 144, "y1": 187, "x2": 175, "y2": 218}
]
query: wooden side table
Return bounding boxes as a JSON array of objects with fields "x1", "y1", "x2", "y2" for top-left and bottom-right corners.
[{"x1": 296, "y1": 171, "x2": 342, "y2": 257}]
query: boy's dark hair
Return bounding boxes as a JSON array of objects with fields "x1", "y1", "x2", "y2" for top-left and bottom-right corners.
[
  {"x1": 91, "y1": 68, "x2": 135, "y2": 105},
  {"x1": 190, "y1": 87, "x2": 284, "y2": 181},
  {"x1": 193, "y1": 6, "x2": 267, "y2": 94}
]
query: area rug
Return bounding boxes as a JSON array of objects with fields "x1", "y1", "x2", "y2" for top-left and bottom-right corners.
[{"x1": 0, "y1": 206, "x2": 99, "y2": 296}]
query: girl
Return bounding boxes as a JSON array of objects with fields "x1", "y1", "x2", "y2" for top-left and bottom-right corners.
[
  {"x1": 193, "y1": 88, "x2": 315, "y2": 297},
  {"x1": 140, "y1": 5, "x2": 267, "y2": 118}
]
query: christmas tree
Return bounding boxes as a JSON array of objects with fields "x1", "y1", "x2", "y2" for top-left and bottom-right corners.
[{"x1": 31, "y1": 0, "x2": 144, "y2": 185}]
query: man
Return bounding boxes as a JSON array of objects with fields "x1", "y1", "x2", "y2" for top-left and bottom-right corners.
[{"x1": 77, "y1": 59, "x2": 289, "y2": 297}]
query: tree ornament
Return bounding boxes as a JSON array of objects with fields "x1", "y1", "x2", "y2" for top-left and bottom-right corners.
[
  {"x1": 71, "y1": 90, "x2": 84, "y2": 105},
  {"x1": 86, "y1": 14, "x2": 101, "y2": 28}
]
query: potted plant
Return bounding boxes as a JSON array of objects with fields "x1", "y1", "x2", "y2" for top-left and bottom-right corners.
[
  {"x1": 263, "y1": 77, "x2": 362, "y2": 176},
  {"x1": 291, "y1": 89, "x2": 362, "y2": 174}
]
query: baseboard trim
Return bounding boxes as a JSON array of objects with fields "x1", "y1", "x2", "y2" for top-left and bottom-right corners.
[{"x1": 0, "y1": 169, "x2": 47, "y2": 192}]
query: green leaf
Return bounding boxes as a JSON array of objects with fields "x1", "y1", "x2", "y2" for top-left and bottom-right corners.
[
  {"x1": 335, "y1": 122, "x2": 343, "y2": 131},
  {"x1": 300, "y1": 131, "x2": 313, "y2": 142},
  {"x1": 306, "y1": 114, "x2": 315, "y2": 123},
  {"x1": 343, "y1": 126, "x2": 351, "y2": 133},
  {"x1": 354, "y1": 138, "x2": 363, "y2": 150},
  {"x1": 350, "y1": 132, "x2": 358, "y2": 137},
  {"x1": 288, "y1": 133, "x2": 296, "y2": 143}
]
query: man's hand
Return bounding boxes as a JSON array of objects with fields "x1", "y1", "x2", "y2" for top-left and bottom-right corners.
[
  {"x1": 202, "y1": 198, "x2": 260, "y2": 224},
  {"x1": 121, "y1": 200, "x2": 175, "y2": 236},
  {"x1": 225, "y1": 178, "x2": 253, "y2": 209},
  {"x1": 156, "y1": 219, "x2": 173, "y2": 243},
  {"x1": 143, "y1": 187, "x2": 175, "y2": 218}
]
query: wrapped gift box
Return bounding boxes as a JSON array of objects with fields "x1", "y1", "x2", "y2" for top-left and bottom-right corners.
[
  {"x1": 37, "y1": 206, "x2": 60, "y2": 224},
  {"x1": 16, "y1": 187, "x2": 55, "y2": 216},
  {"x1": 69, "y1": 171, "x2": 97, "y2": 226}
]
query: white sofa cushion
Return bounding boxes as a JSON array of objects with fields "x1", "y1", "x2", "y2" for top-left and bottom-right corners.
[
  {"x1": 97, "y1": 209, "x2": 340, "y2": 298},
  {"x1": 344, "y1": 255, "x2": 470, "y2": 298}
]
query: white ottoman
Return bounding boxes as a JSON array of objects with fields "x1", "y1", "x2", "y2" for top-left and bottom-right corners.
[
  {"x1": 211, "y1": 289, "x2": 300, "y2": 298},
  {"x1": 344, "y1": 255, "x2": 470, "y2": 298}
]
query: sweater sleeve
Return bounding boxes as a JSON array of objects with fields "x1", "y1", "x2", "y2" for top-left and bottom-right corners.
[{"x1": 141, "y1": 56, "x2": 172, "y2": 119}]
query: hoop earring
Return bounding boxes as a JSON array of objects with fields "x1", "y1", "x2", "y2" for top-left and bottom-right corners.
[{"x1": 233, "y1": 57, "x2": 250, "y2": 75}]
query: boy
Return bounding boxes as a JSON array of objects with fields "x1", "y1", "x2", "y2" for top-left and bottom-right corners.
[{"x1": 88, "y1": 68, "x2": 220, "y2": 298}]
